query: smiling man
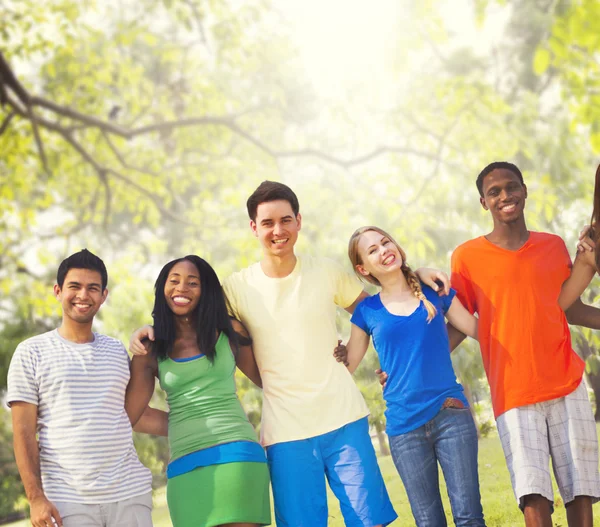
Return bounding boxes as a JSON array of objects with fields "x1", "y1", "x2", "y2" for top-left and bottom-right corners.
[
  {"x1": 7, "y1": 250, "x2": 153, "y2": 527},
  {"x1": 450, "y1": 162, "x2": 600, "y2": 527},
  {"x1": 221, "y1": 181, "x2": 398, "y2": 527}
]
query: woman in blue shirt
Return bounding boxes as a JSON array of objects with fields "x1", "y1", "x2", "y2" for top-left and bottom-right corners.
[{"x1": 344, "y1": 226, "x2": 485, "y2": 527}]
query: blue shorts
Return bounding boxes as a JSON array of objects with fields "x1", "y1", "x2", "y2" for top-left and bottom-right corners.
[{"x1": 266, "y1": 417, "x2": 397, "y2": 527}]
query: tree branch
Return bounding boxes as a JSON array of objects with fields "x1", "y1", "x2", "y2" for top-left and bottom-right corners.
[
  {"x1": 27, "y1": 106, "x2": 51, "y2": 177},
  {"x1": 0, "y1": 110, "x2": 15, "y2": 135},
  {"x1": 101, "y1": 130, "x2": 160, "y2": 178},
  {"x1": 0, "y1": 52, "x2": 31, "y2": 105}
]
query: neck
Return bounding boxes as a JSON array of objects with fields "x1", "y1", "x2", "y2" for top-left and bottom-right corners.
[
  {"x1": 377, "y1": 269, "x2": 412, "y2": 294},
  {"x1": 58, "y1": 319, "x2": 94, "y2": 344},
  {"x1": 487, "y1": 216, "x2": 529, "y2": 249},
  {"x1": 260, "y1": 252, "x2": 297, "y2": 278},
  {"x1": 174, "y1": 315, "x2": 196, "y2": 337}
]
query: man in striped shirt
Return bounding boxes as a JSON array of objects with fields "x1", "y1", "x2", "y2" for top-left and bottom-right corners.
[{"x1": 7, "y1": 250, "x2": 153, "y2": 527}]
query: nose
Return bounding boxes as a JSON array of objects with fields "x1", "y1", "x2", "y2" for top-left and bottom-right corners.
[
  {"x1": 273, "y1": 222, "x2": 284, "y2": 236},
  {"x1": 77, "y1": 288, "x2": 91, "y2": 300},
  {"x1": 499, "y1": 188, "x2": 511, "y2": 201},
  {"x1": 175, "y1": 281, "x2": 190, "y2": 292}
]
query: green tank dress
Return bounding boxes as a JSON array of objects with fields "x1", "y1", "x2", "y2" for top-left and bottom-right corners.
[{"x1": 159, "y1": 332, "x2": 271, "y2": 527}]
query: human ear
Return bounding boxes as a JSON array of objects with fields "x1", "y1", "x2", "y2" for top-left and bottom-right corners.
[
  {"x1": 479, "y1": 196, "x2": 489, "y2": 211},
  {"x1": 356, "y1": 265, "x2": 370, "y2": 277},
  {"x1": 250, "y1": 220, "x2": 258, "y2": 237}
]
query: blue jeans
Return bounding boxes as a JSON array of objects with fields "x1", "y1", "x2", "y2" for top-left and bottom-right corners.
[{"x1": 389, "y1": 407, "x2": 485, "y2": 527}]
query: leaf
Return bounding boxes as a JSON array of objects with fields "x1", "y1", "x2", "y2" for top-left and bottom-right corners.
[{"x1": 533, "y1": 47, "x2": 551, "y2": 75}]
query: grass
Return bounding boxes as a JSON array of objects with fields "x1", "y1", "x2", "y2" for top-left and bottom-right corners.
[{"x1": 6, "y1": 430, "x2": 600, "y2": 526}]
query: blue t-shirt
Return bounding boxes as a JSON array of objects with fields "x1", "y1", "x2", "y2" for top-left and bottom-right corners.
[{"x1": 351, "y1": 284, "x2": 468, "y2": 436}]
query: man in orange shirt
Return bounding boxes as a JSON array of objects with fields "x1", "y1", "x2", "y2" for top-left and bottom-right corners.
[{"x1": 450, "y1": 161, "x2": 600, "y2": 527}]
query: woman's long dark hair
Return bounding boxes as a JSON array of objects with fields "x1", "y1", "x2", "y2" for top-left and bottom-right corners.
[
  {"x1": 151, "y1": 255, "x2": 243, "y2": 362},
  {"x1": 591, "y1": 164, "x2": 600, "y2": 270}
]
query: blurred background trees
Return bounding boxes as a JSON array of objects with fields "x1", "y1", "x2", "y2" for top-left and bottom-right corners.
[{"x1": 2, "y1": 0, "x2": 600, "y2": 520}]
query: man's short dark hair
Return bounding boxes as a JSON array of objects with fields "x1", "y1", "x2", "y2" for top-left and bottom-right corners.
[
  {"x1": 476, "y1": 162, "x2": 525, "y2": 197},
  {"x1": 56, "y1": 249, "x2": 108, "y2": 290},
  {"x1": 246, "y1": 181, "x2": 300, "y2": 221}
]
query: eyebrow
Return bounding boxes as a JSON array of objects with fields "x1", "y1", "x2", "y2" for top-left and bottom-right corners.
[
  {"x1": 168, "y1": 273, "x2": 200, "y2": 279},
  {"x1": 366, "y1": 236, "x2": 388, "y2": 250},
  {"x1": 260, "y1": 215, "x2": 293, "y2": 224},
  {"x1": 66, "y1": 281, "x2": 102, "y2": 288}
]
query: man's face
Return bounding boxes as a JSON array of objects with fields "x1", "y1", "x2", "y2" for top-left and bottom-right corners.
[
  {"x1": 480, "y1": 168, "x2": 527, "y2": 224},
  {"x1": 250, "y1": 200, "x2": 301, "y2": 258},
  {"x1": 54, "y1": 268, "x2": 107, "y2": 325}
]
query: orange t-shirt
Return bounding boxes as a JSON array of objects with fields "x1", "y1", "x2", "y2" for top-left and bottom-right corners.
[{"x1": 451, "y1": 232, "x2": 584, "y2": 418}]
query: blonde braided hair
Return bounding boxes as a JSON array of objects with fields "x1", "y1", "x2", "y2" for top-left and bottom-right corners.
[{"x1": 348, "y1": 226, "x2": 438, "y2": 322}]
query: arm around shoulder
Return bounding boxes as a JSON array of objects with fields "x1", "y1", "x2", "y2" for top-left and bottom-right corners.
[
  {"x1": 559, "y1": 250, "x2": 597, "y2": 311},
  {"x1": 345, "y1": 323, "x2": 371, "y2": 374},
  {"x1": 230, "y1": 319, "x2": 262, "y2": 388},
  {"x1": 445, "y1": 297, "x2": 478, "y2": 341},
  {"x1": 126, "y1": 348, "x2": 158, "y2": 427}
]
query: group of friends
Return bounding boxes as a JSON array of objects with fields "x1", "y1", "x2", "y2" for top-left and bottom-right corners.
[{"x1": 7, "y1": 160, "x2": 600, "y2": 527}]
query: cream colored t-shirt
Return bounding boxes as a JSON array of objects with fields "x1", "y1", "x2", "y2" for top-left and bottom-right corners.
[{"x1": 223, "y1": 255, "x2": 370, "y2": 446}]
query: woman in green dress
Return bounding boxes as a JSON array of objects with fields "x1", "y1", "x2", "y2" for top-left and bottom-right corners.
[{"x1": 126, "y1": 255, "x2": 271, "y2": 527}]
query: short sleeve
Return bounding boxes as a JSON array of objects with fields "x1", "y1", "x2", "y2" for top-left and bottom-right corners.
[
  {"x1": 7, "y1": 343, "x2": 39, "y2": 407},
  {"x1": 450, "y1": 247, "x2": 478, "y2": 315},
  {"x1": 327, "y1": 259, "x2": 364, "y2": 309},
  {"x1": 222, "y1": 274, "x2": 240, "y2": 320},
  {"x1": 440, "y1": 287, "x2": 457, "y2": 314},
  {"x1": 350, "y1": 300, "x2": 371, "y2": 336},
  {"x1": 556, "y1": 236, "x2": 573, "y2": 277}
]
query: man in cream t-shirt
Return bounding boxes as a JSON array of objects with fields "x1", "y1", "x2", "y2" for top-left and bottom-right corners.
[{"x1": 222, "y1": 181, "x2": 396, "y2": 527}]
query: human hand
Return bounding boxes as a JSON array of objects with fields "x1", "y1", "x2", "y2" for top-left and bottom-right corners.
[
  {"x1": 333, "y1": 340, "x2": 349, "y2": 366},
  {"x1": 375, "y1": 368, "x2": 388, "y2": 389},
  {"x1": 129, "y1": 325, "x2": 154, "y2": 356},
  {"x1": 415, "y1": 267, "x2": 450, "y2": 296},
  {"x1": 577, "y1": 225, "x2": 595, "y2": 252},
  {"x1": 576, "y1": 240, "x2": 597, "y2": 269},
  {"x1": 30, "y1": 496, "x2": 62, "y2": 527}
]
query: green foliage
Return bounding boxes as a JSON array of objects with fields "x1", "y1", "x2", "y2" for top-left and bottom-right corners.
[
  {"x1": 2, "y1": 0, "x2": 600, "y2": 521},
  {"x1": 0, "y1": 407, "x2": 25, "y2": 520}
]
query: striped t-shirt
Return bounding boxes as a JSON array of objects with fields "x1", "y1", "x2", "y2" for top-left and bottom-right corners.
[{"x1": 7, "y1": 329, "x2": 152, "y2": 504}]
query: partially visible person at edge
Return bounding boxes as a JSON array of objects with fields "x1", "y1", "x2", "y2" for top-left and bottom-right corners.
[
  {"x1": 400, "y1": 161, "x2": 600, "y2": 527},
  {"x1": 559, "y1": 163, "x2": 600, "y2": 309},
  {"x1": 341, "y1": 225, "x2": 485, "y2": 527},
  {"x1": 7, "y1": 250, "x2": 155, "y2": 527},
  {"x1": 125, "y1": 255, "x2": 270, "y2": 527},
  {"x1": 130, "y1": 181, "x2": 450, "y2": 527}
]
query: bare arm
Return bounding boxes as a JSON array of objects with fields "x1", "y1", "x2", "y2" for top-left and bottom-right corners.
[
  {"x1": 445, "y1": 297, "x2": 478, "y2": 340},
  {"x1": 133, "y1": 407, "x2": 168, "y2": 436},
  {"x1": 230, "y1": 319, "x2": 262, "y2": 388},
  {"x1": 345, "y1": 290, "x2": 370, "y2": 315},
  {"x1": 11, "y1": 402, "x2": 63, "y2": 527},
  {"x1": 346, "y1": 324, "x2": 372, "y2": 374},
  {"x1": 125, "y1": 351, "x2": 158, "y2": 427},
  {"x1": 565, "y1": 297, "x2": 600, "y2": 329},
  {"x1": 447, "y1": 322, "x2": 467, "y2": 351},
  {"x1": 129, "y1": 324, "x2": 154, "y2": 356},
  {"x1": 558, "y1": 249, "x2": 597, "y2": 311}
]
